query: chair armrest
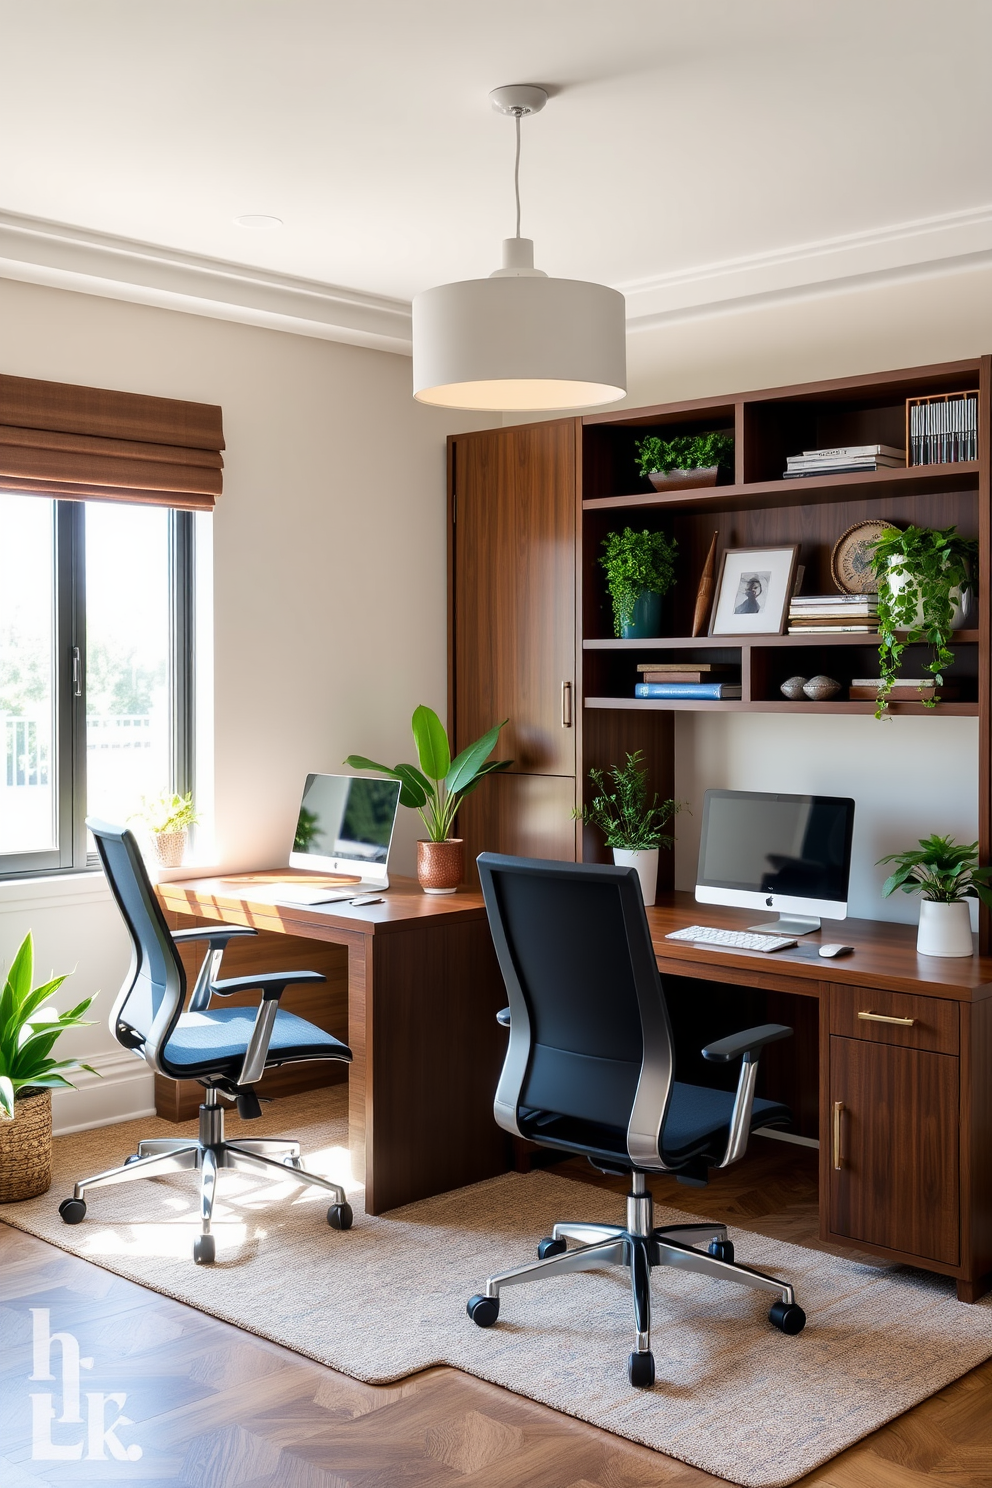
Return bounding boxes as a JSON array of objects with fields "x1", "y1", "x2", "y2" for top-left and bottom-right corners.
[
  {"x1": 496, "y1": 1007, "x2": 511, "y2": 1028},
  {"x1": 211, "y1": 970, "x2": 326, "y2": 999},
  {"x1": 178, "y1": 928, "x2": 260, "y2": 1012},
  {"x1": 702, "y1": 1023, "x2": 793, "y2": 1064},
  {"x1": 172, "y1": 927, "x2": 259, "y2": 945}
]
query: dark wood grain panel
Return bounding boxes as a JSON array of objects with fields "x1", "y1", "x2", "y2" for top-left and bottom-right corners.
[
  {"x1": 828, "y1": 1036, "x2": 959, "y2": 1265},
  {"x1": 830, "y1": 983, "x2": 959, "y2": 1054},
  {"x1": 960, "y1": 995, "x2": 992, "y2": 1300},
  {"x1": 457, "y1": 772, "x2": 577, "y2": 888}
]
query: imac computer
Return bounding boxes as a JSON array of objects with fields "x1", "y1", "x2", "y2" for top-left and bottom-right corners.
[{"x1": 695, "y1": 789, "x2": 856, "y2": 935}]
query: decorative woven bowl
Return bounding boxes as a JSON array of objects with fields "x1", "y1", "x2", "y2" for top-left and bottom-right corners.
[
  {"x1": 780, "y1": 675, "x2": 808, "y2": 700},
  {"x1": 0, "y1": 1090, "x2": 53, "y2": 1202},
  {"x1": 648, "y1": 466, "x2": 719, "y2": 492},
  {"x1": 802, "y1": 674, "x2": 842, "y2": 701}
]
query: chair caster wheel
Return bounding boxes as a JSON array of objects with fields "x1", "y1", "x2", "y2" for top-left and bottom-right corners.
[
  {"x1": 193, "y1": 1235, "x2": 216, "y2": 1265},
  {"x1": 58, "y1": 1198, "x2": 86, "y2": 1225},
  {"x1": 769, "y1": 1300, "x2": 806, "y2": 1335},
  {"x1": 537, "y1": 1236, "x2": 567, "y2": 1259},
  {"x1": 467, "y1": 1294, "x2": 500, "y2": 1327},
  {"x1": 708, "y1": 1238, "x2": 734, "y2": 1264},
  {"x1": 628, "y1": 1350, "x2": 655, "y2": 1388},
  {"x1": 287, "y1": 1156, "x2": 304, "y2": 1170},
  {"x1": 327, "y1": 1203, "x2": 353, "y2": 1230}
]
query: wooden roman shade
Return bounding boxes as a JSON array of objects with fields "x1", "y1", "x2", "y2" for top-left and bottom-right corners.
[{"x1": 0, "y1": 373, "x2": 224, "y2": 510}]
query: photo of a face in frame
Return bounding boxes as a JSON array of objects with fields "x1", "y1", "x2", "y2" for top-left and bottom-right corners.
[{"x1": 734, "y1": 572, "x2": 770, "y2": 615}]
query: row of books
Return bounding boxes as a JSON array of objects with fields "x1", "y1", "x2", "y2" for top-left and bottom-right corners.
[
  {"x1": 634, "y1": 662, "x2": 741, "y2": 701},
  {"x1": 783, "y1": 443, "x2": 905, "y2": 479},
  {"x1": 788, "y1": 594, "x2": 878, "y2": 636},
  {"x1": 909, "y1": 395, "x2": 977, "y2": 466}
]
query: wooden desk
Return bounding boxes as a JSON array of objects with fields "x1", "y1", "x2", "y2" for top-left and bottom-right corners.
[
  {"x1": 156, "y1": 873, "x2": 508, "y2": 1215},
  {"x1": 648, "y1": 892, "x2": 992, "y2": 1302}
]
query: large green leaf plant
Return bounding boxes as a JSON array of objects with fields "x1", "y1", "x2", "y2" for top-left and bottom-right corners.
[
  {"x1": 346, "y1": 705, "x2": 512, "y2": 843},
  {"x1": 0, "y1": 934, "x2": 97, "y2": 1121}
]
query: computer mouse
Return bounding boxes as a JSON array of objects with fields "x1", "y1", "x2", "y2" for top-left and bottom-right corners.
[{"x1": 818, "y1": 943, "x2": 854, "y2": 958}]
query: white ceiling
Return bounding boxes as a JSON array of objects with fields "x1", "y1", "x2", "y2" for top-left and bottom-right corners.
[{"x1": 2, "y1": 0, "x2": 991, "y2": 350}]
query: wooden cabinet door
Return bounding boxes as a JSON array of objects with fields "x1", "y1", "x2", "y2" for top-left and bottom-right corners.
[
  {"x1": 828, "y1": 1035, "x2": 959, "y2": 1266},
  {"x1": 451, "y1": 421, "x2": 576, "y2": 776},
  {"x1": 457, "y1": 773, "x2": 577, "y2": 886}
]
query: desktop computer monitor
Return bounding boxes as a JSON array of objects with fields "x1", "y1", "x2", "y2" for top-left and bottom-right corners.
[
  {"x1": 695, "y1": 789, "x2": 855, "y2": 935},
  {"x1": 289, "y1": 773, "x2": 402, "y2": 888}
]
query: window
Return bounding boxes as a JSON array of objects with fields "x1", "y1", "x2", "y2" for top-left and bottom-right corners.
[{"x1": 0, "y1": 494, "x2": 195, "y2": 876}]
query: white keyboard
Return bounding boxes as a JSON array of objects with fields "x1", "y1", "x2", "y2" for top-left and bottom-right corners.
[{"x1": 665, "y1": 925, "x2": 797, "y2": 954}]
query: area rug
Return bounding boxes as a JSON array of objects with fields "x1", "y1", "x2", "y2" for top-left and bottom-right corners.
[{"x1": 3, "y1": 1088, "x2": 991, "y2": 1488}]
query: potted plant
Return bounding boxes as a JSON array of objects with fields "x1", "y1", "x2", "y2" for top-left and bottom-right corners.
[
  {"x1": 346, "y1": 706, "x2": 511, "y2": 893},
  {"x1": 877, "y1": 834, "x2": 992, "y2": 956},
  {"x1": 600, "y1": 527, "x2": 678, "y2": 638},
  {"x1": 869, "y1": 525, "x2": 976, "y2": 718},
  {"x1": 573, "y1": 751, "x2": 680, "y2": 904},
  {"x1": 0, "y1": 933, "x2": 96, "y2": 1201},
  {"x1": 634, "y1": 431, "x2": 734, "y2": 493},
  {"x1": 130, "y1": 790, "x2": 199, "y2": 868}
]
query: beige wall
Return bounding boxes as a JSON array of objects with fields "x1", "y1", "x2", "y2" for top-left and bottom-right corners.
[{"x1": 0, "y1": 276, "x2": 487, "y2": 1129}]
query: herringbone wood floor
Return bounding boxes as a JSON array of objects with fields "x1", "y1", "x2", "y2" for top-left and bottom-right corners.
[{"x1": 2, "y1": 1139, "x2": 990, "y2": 1487}]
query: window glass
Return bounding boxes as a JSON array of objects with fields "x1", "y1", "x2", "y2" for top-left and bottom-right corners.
[
  {"x1": 0, "y1": 495, "x2": 57, "y2": 855},
  {"x1": 85, "y1": 503, "x2": 171, "y2": 828}
]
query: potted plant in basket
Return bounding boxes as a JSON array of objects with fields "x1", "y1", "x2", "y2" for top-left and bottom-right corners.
[
  {"x1": 129, "y1": 790, "x2": 199, "y2": 868},
  {"x1": 600, "y1": 527, "x2": 678, "y2": 638},
  {"x1": 877, "y1": 835, "x2": 992, "y2": 957},
  {"x1": 573, "y1": 750, "x2": 681, "y2": 905},
  {"x1": 0, "y1": 934, "x2": 96, "y2": 1202},
  {"x1": 634, "y1": 431, "x2": 734, "y2": 493},
  {"x1": 868, "y1": 524, "x2": 976, "y2": 718},
  {"x1": 346, "y1": 706, "x2": 512, "y2": 894}
]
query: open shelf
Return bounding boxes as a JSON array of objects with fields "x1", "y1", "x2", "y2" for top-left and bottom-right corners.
[
  {"x1": 584, "y1": 631, "x2": 980, "y2": 650},
  {"x1": 585, "y1": 696, "x2": 979, "y2": 717}
]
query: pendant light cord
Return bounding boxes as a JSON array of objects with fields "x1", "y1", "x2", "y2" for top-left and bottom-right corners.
[{"x1": 513, "y1": 110, "x2": 522, "y2": 238}]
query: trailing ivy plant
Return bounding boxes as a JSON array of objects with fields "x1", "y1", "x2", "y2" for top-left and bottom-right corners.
[
  {"x1": 599, "y1": 527, "x2": 678, "y2": 636},
  {"x1": 868, "y1": 524, "x2": 977, "y2": 718},
  {"x1": 573, "y1": 750, "x2": 682, "y2": 852},
  {"x1": 877, "y1": 835, "x2": 992, "y2": 906},
  {"x1": 634, "y1": 431, "x2": 734, "y2": 479}
]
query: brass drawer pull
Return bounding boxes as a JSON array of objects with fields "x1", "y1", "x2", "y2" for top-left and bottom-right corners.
[
  {"x1": 858, "y1": 1010, "x2": 916, "y2": 1027},
  {"x1": 833, "y1": 1100, "x2": 843, "y2": 1170},
  {"x1": 561, "y1": 680, "x2": 573, "y2": 728}
]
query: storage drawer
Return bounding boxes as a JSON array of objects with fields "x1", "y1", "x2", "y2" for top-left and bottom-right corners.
[{"x1": 829, "y1": 983, "x2": 958, "y2": 1054}]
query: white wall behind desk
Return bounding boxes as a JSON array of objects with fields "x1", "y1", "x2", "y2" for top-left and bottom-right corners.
[{"x1": 673, "y1": 712, "x2": 979, "y2": 927}]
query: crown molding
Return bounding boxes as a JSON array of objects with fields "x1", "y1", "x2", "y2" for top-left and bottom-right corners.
[
  {"x1": 0, "y1": 208, "x2": 413, "y2": 354},
  {"x1": 621, "y1": 203, "x2": 992, "y2": 329}
]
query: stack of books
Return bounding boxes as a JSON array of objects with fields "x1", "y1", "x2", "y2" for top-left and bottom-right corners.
[
  {"x1": 783, "y1": 444, "x2": 905, "y2": 479},
  {"x1": 849, "y1": 677, "x2": 959, "y2": 702},
  {"x1": 634, "y1": 662, "x2": 741, "y2": 701},
  {"x1": 788, "y1": 595, "x2": 879, "y2": 635},
  {"x1": 909, "y1": 395, "x2": 977, "y2": 465}
]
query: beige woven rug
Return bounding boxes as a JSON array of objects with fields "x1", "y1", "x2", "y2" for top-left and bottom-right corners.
[{"x1": 3, "y1": 1087, "x2": 991, "y2": 1488}]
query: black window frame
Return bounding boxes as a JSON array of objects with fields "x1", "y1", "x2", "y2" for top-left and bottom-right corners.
[{"x1": 0, "y1": 499, "x2": 195, "y2": 879}]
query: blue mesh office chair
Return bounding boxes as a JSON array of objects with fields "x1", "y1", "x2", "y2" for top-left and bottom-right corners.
[
  {"x1": 467, "y1": 854, "x2": 806, "y2": 1387},
  {"x1": 58, "y1": 820, "x2": 353, "y2": 1263}
]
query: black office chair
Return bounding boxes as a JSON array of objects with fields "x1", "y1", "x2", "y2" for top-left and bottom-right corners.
[
  {"x1": 58, "y1": 820, "x2": 354, "y2": 1263},
  {"x1": 467, "y1": 854, "x2": 806, "y2": 1387}
]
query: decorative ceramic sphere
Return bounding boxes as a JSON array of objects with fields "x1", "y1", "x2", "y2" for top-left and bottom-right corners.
[
  {"x1": 780, "y1": 675, "x2": 808, "y2": 700},
  {"x1": 802, "y1": 674, "x2": 841, "y2": 701}
]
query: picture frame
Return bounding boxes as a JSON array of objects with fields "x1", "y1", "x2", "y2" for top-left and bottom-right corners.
[{"x1": 708, "y1": 545, "x2": 799, "y2": 636}]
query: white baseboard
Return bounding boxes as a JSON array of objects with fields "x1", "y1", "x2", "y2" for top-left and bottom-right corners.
[{"x1": 51, "y1": 1051, "x2": 156, "y2": 1135}]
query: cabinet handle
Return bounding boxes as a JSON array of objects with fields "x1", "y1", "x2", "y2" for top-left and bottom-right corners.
[
  {"x1": 832, "y1": 1100, "x2": 844, "y2": 1170},
  {"x1": 561, "y1": 681, "x2": 573, "y2": 728},
  {"x1": 858, "y1": 1010, "x2": 915, "y2": 1026}
]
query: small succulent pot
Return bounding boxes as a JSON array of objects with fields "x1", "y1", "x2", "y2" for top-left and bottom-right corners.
[
  {"x1": 802, "y1": 675, "x2": 842, "y2": 702},
  {"x1": 0, "y1": 1090, "x2": 53, "y2": 1202},
  {"x1": 417, "y1": 839, "x2": 464, "y2": 895},
  {"x1": 780, "y1": 675, "x2": 808, "y2": 700},
  {"x1": 917, "y1": 899, "x2": 974, "y2": 957},
  {"x1": 613, "y1": 847, "x2": 659, "y2": 905},
  {"x1": 150, "y1": 828, "x2": 188, "y2": 868},
  {"x1": 620, "y1": 590, "x2": 663, "y2": 639},
  {"x1": 648, "y1": 467, "x2": 720, "y2": 492}
]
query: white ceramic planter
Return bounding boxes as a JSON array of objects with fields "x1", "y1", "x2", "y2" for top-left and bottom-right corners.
[
  {"x1": 613, "y1": 848, "x2": 659, "y2": 905},
  {"x1": 917, "y1": 899, "x2": 974, "y2": 957},
  {"x1": 885, "y1": 558, "x2": 972, "y2": 631}
]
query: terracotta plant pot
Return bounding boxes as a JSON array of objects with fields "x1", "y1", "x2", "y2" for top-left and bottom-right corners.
[
  {"x1": 648, "y1": 466, "x2": 719, "y2": 492},
  {"x1": 417, "y1": 839, "x2": 464, "y2": 895},
  {"x1": 0, "y1": 1090, "x2": 53, "y2": 1201},
  {"x1": 151, "y1": 828, "x2": 188, "y2": 868}
]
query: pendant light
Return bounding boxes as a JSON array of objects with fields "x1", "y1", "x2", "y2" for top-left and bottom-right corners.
[{"x1": 413, "y1": 85, "x2": 626, "y2": 411}]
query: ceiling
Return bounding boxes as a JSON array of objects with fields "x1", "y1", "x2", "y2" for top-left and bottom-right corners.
[{"x1": 2, "y1": 0, "x2": 991, "y2": 351}]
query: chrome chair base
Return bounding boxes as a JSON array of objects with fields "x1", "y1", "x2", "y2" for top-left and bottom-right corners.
[
  {"x1": 467, "y1": 1174, "x2": 805, "y2": 1387},
  {"x1": 60, "y1": 1089, "x2": 351, "y2": 1263}
]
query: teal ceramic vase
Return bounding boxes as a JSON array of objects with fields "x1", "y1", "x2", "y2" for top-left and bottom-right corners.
[{"x1": 620, "y1": 590, "x2": 662, "y2": 639}]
